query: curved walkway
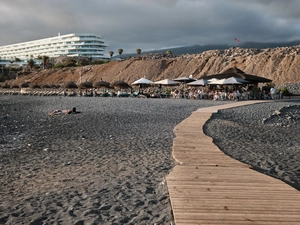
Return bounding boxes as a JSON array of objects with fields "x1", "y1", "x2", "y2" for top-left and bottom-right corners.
[{"x1": 166, "y1": 100, "x2": 300, "y2": 225}]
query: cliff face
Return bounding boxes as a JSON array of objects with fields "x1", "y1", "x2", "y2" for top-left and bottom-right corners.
[{"x1": 10, "y1": 46, "x2": 300, "y2": 86}]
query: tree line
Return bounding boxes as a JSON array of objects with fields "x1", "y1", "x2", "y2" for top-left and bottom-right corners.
[{"x1": 108, "y1": 49, "x2": 173, "y2": 58}]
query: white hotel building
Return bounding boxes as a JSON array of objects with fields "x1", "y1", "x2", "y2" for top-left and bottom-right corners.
[{"x1": 0, "y1": 33, "x2": 108, "y2": 63}]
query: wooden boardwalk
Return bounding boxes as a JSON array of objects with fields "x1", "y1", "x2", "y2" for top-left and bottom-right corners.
[{"x1": 166, "y1": 101, "x2": 300, "y2": 225}]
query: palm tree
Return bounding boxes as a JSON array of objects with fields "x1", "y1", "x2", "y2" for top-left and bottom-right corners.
[
  {"x1": 109, "y1": 51, "x2": 114, "y2": 59},
  {"x1": 118, "y1": 49, "x2": 123, "y2": 58},
  {"x1": 9, "y1": 59, "x2": 14, "y2": 79},
  {"x1": 42, "y1": 55, "x2": 49, "y2": 69},
  {"x1": 136, "y1": 48, "x2": 141, "y2": 56},
  {"x1": 27, "y1": 58, "x2": 35, "y2": 70}
]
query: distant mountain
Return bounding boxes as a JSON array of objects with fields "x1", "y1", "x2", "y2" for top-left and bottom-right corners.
[{"x1": 118, "y1": 40, "x2": 300, "y2": 58}]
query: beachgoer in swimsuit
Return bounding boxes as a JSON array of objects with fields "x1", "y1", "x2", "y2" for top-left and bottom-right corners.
[{"x1": 48, "y1": 107, "x2": 79, "y2": 116}]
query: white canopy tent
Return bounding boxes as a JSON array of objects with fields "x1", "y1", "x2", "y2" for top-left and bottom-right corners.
[
  {"x1": 173, "y1": 76, "x2": 196, "y2": 83},
  {"x1": 187, "y1": 79, "x2": 209, "y2": 86},
  {"x1": 154, "y1": 79, "x2": 180, "y2": 86},
  {"x1": 132, "y1": 78, "x2": 154, "y2": 85}
]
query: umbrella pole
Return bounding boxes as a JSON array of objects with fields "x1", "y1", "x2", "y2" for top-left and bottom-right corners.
[{"x1": 159, "y1": 84, "x2": 162, "y2": 98}]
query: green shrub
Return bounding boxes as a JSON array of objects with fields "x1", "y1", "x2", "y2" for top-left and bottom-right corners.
[
  {"x1": 91, "y1": 60, "x2": 108, "y2": 65},
  {"x1": 54, "y1": 63, "x2": 64, "y2": 69},
  {"x1": 0, "y1": 74, "x2": 5, "y2": 82},
  {"x1": 64, "y1": 59, "x2": 77, "y2": 67},
  {"x1": 281, "y1": 87, "x2": 291, "y2": 96},
  {"x1": 65, "y1": 62, "x2": 77, "y2": 67},
  {"x1": 164, "y1": 88, "x2": 171, "y2": 94},
  {"x1": 262, "y1": 83, "x2": 274, "y2": 92}
]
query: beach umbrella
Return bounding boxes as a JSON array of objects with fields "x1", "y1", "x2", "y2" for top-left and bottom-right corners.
[
  {"x1": 223, "y1": 76, "x2": 249, "y2": 84},
  {"x1": 154, "y1": 79, "x2": 180, "y2": 86},
  {"x1": 112, "y1": 80, "x2": 131, "y2": 89},
  {"x1": 78, "y1": 81, "x2": 93, "y2": 89},
  {"x1": 93, "y1": 80, "x2": 111, "y2": 88},
  {"x1": 11, "y1": 84, "x2": 20, "y2": 88},
  {"x1": 132, "y1": 78, "x2": 154, "y2": 85},
  {"x1": 187, "y1": 79, "x2": 209, "y2": 86},
  {"x1": 173, "y1": 76, "x2": 196, "y2": 84},
  {"x1": 132, "y1": 78, "x2": 154, "y2": 90},
  {"x1": 64, "y1": 81, "x2": 78, "y2": 89},
  {"x1": 30, "y1": 83, "x2": 41, "y2": 89},
  {"x1": 21, "y1": 82, "x2": 30, "y2": 88},
  {"x1": 50, "y1": 84, "x2": 59, "y2": 89},
  {"x1": 154, "y1": 79, "x2": 180, "y2": 97},
  {"x1": 208, "y1": 78, "x2": 228, "y2": 85},
  {"x1": 42, "y1": 84, "x2": 51, "y2": 89},
  {"x1": 204, "y1": 66, "x2": 272, "y2": 84},
  {"x1": 207, "y1": 78, "x2": 219, "y2": 83},
  {"x1": 1, "y1": 83, "x2": 10, "y2": 89}
]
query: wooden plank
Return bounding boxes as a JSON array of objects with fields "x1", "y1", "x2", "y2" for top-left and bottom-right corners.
[
  {"x1": 173, "y1": 212, "x2": 300, "y2": 221},
  {"x1": 175, "y1": 219, "x2": 300, "y2": 225},
  {"x1": 173, "y1": 221, "x2": 300, "y2": 225},
  {"x1": 167, "y1": 101, "x2": 300, "y2": 225}
]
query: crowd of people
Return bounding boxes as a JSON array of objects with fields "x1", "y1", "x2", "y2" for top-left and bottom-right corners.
[
  {"x1": 0, "y1": 84, "x2": 284, "y2": 101},
  {"x1": 170, "y1": 88, "x2": 248, "y2": 100}
]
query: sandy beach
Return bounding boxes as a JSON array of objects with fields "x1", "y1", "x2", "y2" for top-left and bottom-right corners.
[
  {"x1": 0, "y1": 95, "x2": 228, "y2": 225},
  {"x1": 204, "y1": 100, "x2": 300, "y2": 191},
  {"x1": 1, "y1": 96, "x2": 300, "y2": 224}
]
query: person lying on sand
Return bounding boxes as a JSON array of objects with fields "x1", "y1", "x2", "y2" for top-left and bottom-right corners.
[{"x1": 48, "y1": 107, "x2": 80, "y2": 116}]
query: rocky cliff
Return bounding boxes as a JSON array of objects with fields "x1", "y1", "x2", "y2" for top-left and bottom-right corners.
[{"x1": 8, "y1": 46, "x2": 300, "y2": 87}]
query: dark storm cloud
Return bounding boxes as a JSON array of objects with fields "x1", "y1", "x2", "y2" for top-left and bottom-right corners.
[{"x1": 0, "y1": 0, "x2": 299, "y2": 55}]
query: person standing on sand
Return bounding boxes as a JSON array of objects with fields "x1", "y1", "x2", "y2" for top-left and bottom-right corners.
[
  {"x1": 270, "y1": 87, "x2": 276, "y2": 99},
  {"x1": 279, "y1": 89, "x2": 283, "y2": 99}
]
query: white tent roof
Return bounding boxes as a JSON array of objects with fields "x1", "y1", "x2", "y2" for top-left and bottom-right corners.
[
  {"x1": 208, "y1": 77, "x2": 249, "y2": 85},
  {"x1": 132, "y1": 78, "x2": 154, "y2": 85},
  {"x1": 208, "y1": 78, "x2": 228, "y2": 85},
  {"x1": 187, "y1": 79, "x2": 209, "y2": 86},
  {"x1": 207, "y1": 78, "x2": 219, "y2": 82},
  {"x1": 225, "y1": 76, "x2": 249, "y2": 84},
  {"x1": 154, "y1": 79, "x2": 180, "y2": 85},
  {"x1": 173, "y1": 76, "x2": 196, "y2": 82}
]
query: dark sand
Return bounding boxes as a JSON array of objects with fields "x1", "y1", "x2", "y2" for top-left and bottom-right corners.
[
  {"x1": 204, "y1": 100, "x2": 300, "y2": 191},
  {"x1": 0, "y1": 95, "x2": 229, "y2": 225}
]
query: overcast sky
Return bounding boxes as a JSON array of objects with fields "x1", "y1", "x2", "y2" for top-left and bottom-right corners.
[{"x1": 1, "y1": 0, "x2": 300, "y2": 56}]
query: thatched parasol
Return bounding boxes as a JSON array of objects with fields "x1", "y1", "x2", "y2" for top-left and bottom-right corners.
[
  {"x1": 42, "y1": 84, "x2": 51, "y2": 89},
  {"x1": 30, "y1": 83, "x2": 41, "y2": 89},
  {"x1": 112, "y1": 80, "x2": 131, "y2": 89},
  {"x1": 11, "y1": 84, "x2": 20, "y2": 88},
  {"x1": 21, "y1": 82, "x2": 30, "y2": 88},
  {"x1": 204, "y1": 66, "x2": 272, "y2": 84},
  {"x1": 50, "y1": 84, "x2": 60, "y2": 89},
  {"x1": 93, "y1": 80, "x2": 111, "y2": 88},
  {"x1": 64, "y1": 81, "x2": 78, "y2": 89},
  {"x1": 78, "y1": 81, "x2": 93, "y2": 89},
  {"x1": 1, "y1": 83, "x2": 10, "y2": 89}
]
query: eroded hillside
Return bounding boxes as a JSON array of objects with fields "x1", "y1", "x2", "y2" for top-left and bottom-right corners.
[{"x1": 7, "y1": 46, "x2": 300, "y2": 86}]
